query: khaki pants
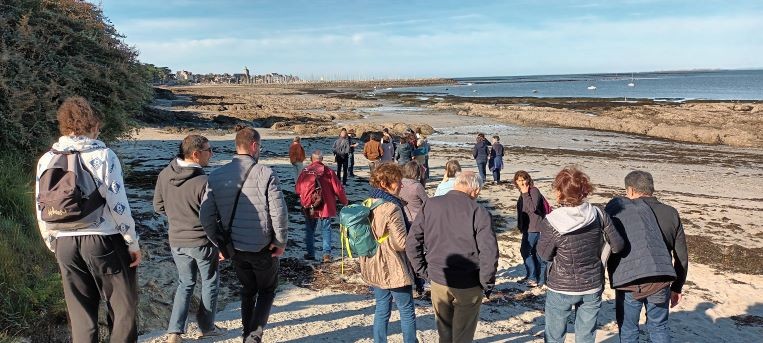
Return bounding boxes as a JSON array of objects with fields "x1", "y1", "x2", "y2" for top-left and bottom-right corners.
[{"x1": 430, "y1": 281, "x2": 483, "y2": 343}]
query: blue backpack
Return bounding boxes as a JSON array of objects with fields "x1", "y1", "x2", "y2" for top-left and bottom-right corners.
[{"x1": 339, "y1": 199, "x2": 388, "y2": 272}]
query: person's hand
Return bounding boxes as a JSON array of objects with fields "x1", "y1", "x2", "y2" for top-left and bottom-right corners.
[
  {"x1": 670, "y1": 291, "x2": 682, "y2": 308},
  {"x1": 129, "y1": 250, "x2": 142, "y2": 268},
  {"x1": 270, "y1": 243, "x2": 285, "y2": 257},
  {"x1": 218, "y1": 252, "x2": 226, "y2": 261},
  {"x1": 519, "y1": 184, "x2": 530, "y2": 194}
]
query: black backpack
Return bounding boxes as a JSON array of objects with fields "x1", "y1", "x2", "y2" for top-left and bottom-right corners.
[{"x1": 37, "y1": 150, "x2": 106, "y2": 230}]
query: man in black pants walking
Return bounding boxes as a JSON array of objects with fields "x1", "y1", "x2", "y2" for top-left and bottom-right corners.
[
  {"x1": 201, "y1": 126, "x2": 289, "y2": 343},
  {"x1": 332, "y1": 128, "x2": 351, "y2": 185}
]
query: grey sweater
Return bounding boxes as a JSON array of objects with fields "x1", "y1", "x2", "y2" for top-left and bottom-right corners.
[
  {"x1": 406, "y1": 191, "x2": 498, "y2": 291},
  {"x1": 153, "y1": 158, "x2": 210, "y2": 248},
  {"x1": 200, "y1": 155, "x2": 289, "y2": 252}
]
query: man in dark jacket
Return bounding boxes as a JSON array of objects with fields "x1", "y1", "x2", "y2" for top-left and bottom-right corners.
[
  {"x1": 472, "y1": 133, "x2": 490, "y2": 184},
  {"x1": 154, "y1": 134, "x2": 222, "y2": 342},
  {"x1": 332, "y1": 128, "x2": 351, "y2": 185},
  {"x1": 406, "y1": 172, "x2": 498, "y2": 343},
  {"x1": 200, "y1": 127, "x2": 289, "y2": 343},
  {"x1": 605, "y1": 170, "x2": 689, "y2": 343}
]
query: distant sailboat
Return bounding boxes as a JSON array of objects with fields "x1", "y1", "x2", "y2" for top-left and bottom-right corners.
[
  {"x1": 587, "y1": 85, "x2": 597, "y2": 90},
  {"x1": 627, "y1": 73, "x2": 635, "y2": 87}
]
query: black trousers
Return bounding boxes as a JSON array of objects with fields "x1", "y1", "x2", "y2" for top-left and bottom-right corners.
[
  {"x1": 335, "y1": 154, "x2": 348, "y2": 185},
  {"x1": 348, "y1": 151, "x2": 355, "y2": 176},
  {"x1": 55, "y1": 234, "x2": 138, "y2": 343},
  {"x1": 232, "y1": 250, "x2": 280, "y2": 340}
]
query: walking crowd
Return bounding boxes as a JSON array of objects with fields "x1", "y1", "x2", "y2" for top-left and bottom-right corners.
[{"x1": 35, "y1": 97, "x2": 688, "y2": 343}]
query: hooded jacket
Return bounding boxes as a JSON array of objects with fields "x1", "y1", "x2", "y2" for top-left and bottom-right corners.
[
  {"x1": 538, "y1": 202, "x2": 625, "y2": 294},
  {"x1": 35, "y1": 136, "x2": 140, "y2": 253},
  {"x1": 395, "y1": 142, "x2": 413, "y2": 164},
  {"x1": 154, "y1": 158, "x2": 210, "y2": 247},
  {"x1": 295, "y1": 161, "x2": 348, "y2": 218}
]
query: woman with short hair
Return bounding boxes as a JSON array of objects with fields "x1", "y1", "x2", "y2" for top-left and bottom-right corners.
[
  {"x1": 359, "y1": 163, "x2": 417, "y2": 343},
  {"x1": 538, "y1": 166, "x2": 625, "y2": 343},
  {"x1": 513, "y1": 170, "x2": 548, "y2": 287},
  {"x1": 35, "y1": 97, "x2": 141, "y2": 342}
]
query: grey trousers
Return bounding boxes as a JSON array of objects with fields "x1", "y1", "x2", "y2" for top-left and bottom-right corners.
[
  {"x1": 430, "y1": 281, "x2": 483, "y2": 343},
  {"x1": 55, "y1": 234, "x2": 138, "y2": 343}
]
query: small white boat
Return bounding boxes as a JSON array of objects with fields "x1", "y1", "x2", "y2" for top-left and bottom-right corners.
[
  {"x1": 587, "y1": 85, "x2": 597, "y2": 90},
  {"x1": 532, "y1": 89, "x2": 538, "y2": 93},
  {"x1": 627, "y1": 73, "x2": 635, "y2": 87},
  {"x1": 465, "y1": 82, "x2": 473, "y2": 86}
]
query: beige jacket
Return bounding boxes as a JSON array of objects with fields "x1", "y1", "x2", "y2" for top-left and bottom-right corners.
[{"x1": 359, "y1": 201, "x2": 415, "y2": 289}]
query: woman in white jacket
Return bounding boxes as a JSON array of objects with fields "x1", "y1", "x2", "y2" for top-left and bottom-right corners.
[{"x1": 35, "y1": 97, "x2": 141, "y2": 342}]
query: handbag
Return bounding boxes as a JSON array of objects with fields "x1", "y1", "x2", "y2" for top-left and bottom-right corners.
[{"x1": 218, "y1": 162, "x2": 256, "y2": 259}]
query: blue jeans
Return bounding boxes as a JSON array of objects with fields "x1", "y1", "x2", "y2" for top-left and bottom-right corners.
[
  {"x1": 167, "y1": 244, "x2": 220, "y2": 334},
  {"x1": 305, "y1": 217, "x2": 333, "y2": 258},
  {"x1": 372, "y1": 286, "x2": 417, "y2": 343},
  {"x1": 616, "y1": 287, "x2": 671, "y2": 343},
  {"x1": 544, "y1": 289, "x2": 602, "y2": 343},
  {"x1": 521, "y1": 231, "x2": 547, "y2": 285},
  {"x1": 476, "y1": 160, "x2": 487, "y2": 184}
]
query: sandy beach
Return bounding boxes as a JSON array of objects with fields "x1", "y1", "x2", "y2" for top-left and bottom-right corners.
[{"x1": 124, "y1": 85, "x2": 763, "y2": 342}]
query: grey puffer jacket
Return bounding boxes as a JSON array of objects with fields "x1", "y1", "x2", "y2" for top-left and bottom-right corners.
[
  {"x1": 200, "y1": 155, "x2": 288, "y2": 253},
  {"x1": 538, "y1": 202, "x2": 625, "y2": 293},
  {"x1": 605, "y1": 197, "x2": 678, "y2": 288}
]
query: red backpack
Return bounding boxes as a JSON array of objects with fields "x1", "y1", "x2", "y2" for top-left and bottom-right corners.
[{"x1": 298, "y1": 170, "x2": 323, "y2": 216}]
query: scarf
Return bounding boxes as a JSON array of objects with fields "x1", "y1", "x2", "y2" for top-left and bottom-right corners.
[{"x1": 368, "y1": 188, "x2": 410, "y2": 230}]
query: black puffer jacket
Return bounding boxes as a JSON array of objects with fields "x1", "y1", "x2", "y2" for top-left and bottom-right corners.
[{"x1": 538, "y1": 202, "x2": 625, "y2": 293}]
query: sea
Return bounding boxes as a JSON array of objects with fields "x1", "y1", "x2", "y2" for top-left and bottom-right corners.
[{"x1": 387, "y1": 69, "x2": 763, "y2": 101}]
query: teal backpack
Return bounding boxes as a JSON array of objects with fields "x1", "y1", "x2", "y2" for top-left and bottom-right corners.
[{"x1": 339, "y1": 199, "x2": 387, "y2": 272}]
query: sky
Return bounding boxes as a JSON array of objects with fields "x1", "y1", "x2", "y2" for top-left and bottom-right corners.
[{"x1": 95, "y1": 0, "x2": 763, "y2": 78}]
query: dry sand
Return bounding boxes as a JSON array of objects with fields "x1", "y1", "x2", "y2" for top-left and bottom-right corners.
[{"x1": 121, "y1": 85, "x2": 763, "y2": 342}]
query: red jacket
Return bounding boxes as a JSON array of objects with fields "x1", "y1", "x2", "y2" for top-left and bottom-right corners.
[{"x1": 295, "y1": 161, "x2": 348, "y2": 218}]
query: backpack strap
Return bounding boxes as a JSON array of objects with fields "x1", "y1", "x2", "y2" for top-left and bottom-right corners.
[
  {"x1": 366, "y1": 199, "x2": 389, "y2": 243},
  {"x1": 227, "y1": 162, "x2": 257, "y2": 233}
]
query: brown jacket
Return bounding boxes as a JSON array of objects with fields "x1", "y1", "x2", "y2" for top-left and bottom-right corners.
[
  {"x1": 289, "y1": 142, "x2": 305, "y2": 164},
  {"x1": 360, "y1": 201, "x2": 415, "y2": 289},
  {"x1": 363, "y1": 139, "x2": 383, "y2": 161}
]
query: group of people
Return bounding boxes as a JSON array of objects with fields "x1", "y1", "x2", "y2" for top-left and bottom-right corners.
[
  {"x1": 512, "y1": 167, "x2": 688, "y2": 343},
  {"x1": 34, "y1": 97, "x2": 687, "y2": 343}
]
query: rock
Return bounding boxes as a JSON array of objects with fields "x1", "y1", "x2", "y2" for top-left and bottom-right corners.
[
  {"x1": 733, "y1": 104, "x2": 754, "y2": 112},
  {"x1": 271, "y1": 122, "x2": 288, "y2": 130},
  {"x1": 212, "y1": 114, "x2": 241, "y2": 125}
]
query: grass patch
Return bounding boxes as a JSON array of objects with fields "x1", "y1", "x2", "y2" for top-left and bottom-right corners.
[{"x1": 0, "y1": 154, "x2": 67, "y2": 338}]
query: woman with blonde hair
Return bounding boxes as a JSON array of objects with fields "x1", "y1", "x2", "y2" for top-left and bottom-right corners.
[
  {"x1": 434, "y1": 159, "x2": 461, "y2": 196},
  {"x1": 360, "y1": 163, "x2": 417, "y2": 343}
]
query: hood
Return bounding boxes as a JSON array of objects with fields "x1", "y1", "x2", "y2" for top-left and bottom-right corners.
[
  {"x1": 545, "y1": 202, "x2": 597, "y2": 234},
  {"x1": 52, "y1": 135, "x2": 106, "y2": 152},
  {"x1": 168, "y1": 158, "x2": 205, "y2": 186},
  {"x1": 305, "y1": 161, "x2": 326, "y2": 176}
]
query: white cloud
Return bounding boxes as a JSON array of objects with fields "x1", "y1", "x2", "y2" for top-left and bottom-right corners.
[{"x1": 129, "y1": 13, "x2": 763, "y2": 76}]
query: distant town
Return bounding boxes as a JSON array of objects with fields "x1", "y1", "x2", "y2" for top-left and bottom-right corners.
[{"x1": 145, "y1": 65, "x2": 301, "y2": 85}]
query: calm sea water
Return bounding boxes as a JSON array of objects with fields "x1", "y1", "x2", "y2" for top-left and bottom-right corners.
[{"x1": 389, "y1": 69, "x2": 763, "y2": 101}]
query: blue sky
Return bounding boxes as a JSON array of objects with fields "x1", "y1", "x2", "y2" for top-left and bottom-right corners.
[{"x1": 96, "y1": 0, "x2": 762, "y2": 78}]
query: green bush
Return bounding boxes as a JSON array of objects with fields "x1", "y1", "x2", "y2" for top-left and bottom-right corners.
[
  {"x1": 0, "y1": 154, "x2": 66, "y2": 337},
  {"x1": 0, "y1": 0, "x2": 153, "y2": 338},
  {"x1": 0, "y1": 0, "x2": 153, "y2": 156}
]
